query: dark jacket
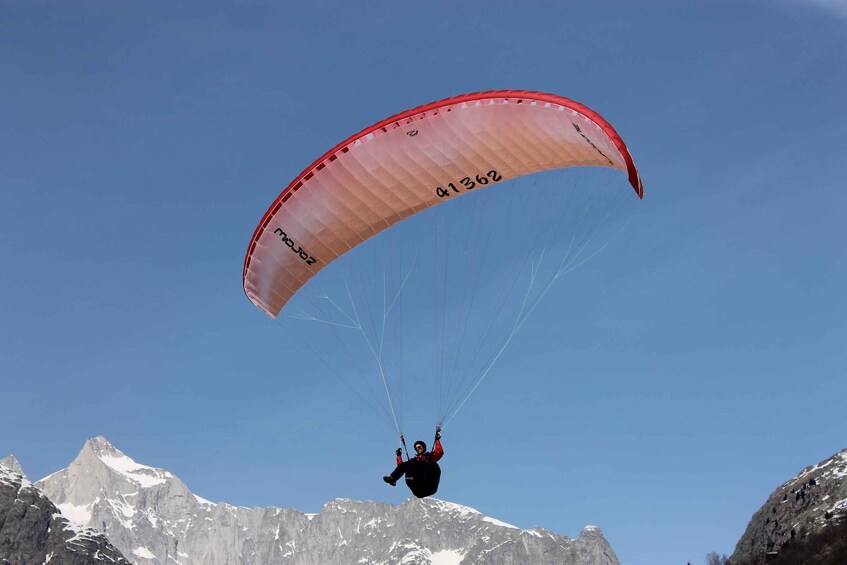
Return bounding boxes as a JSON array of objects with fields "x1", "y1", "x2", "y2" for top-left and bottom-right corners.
[{"x1": 390, "y1": 439, "x2": 444, "y2": 498}]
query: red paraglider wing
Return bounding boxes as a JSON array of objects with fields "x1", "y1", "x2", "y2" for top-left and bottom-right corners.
[{"x1": 243, "y1": 90, "x2": 642, "y2": 318}]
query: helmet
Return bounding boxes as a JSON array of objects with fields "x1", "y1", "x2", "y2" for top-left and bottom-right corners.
[{"x1": 413, "y1": 441, "x2": 426, "y2": 451}]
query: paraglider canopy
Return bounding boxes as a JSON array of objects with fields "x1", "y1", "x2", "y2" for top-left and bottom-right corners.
[{"x1": 242, "y1": 90, "x2": 642, "y2": 319}]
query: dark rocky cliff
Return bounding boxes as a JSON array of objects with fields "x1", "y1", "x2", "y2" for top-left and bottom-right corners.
[
  {"x1": 730, "y1": 448, "x2": 847, "y2": 564},
  {"x1": 0, "y1": 462, "x2": 129, "y2": 565}
]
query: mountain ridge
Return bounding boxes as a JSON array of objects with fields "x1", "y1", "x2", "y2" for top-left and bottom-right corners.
[{"x1": 32, "y1": 436, "x2": 620, "y2": 564}]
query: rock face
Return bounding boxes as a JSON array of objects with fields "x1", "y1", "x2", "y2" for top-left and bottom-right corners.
[
  {"x1": 35, "y1": 436, "x2": 620, "y2": 565},
  {"x1": 730, "y1": 448, "x2": 847, "y2": 563},
  {"x1": 0, "y1": 461, "x2": 130, "y2": 565}
]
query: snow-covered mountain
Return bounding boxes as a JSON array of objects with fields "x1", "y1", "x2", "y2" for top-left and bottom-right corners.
[
  {"x1": 35, "y1": 436, "x2": 620, "y2": 564},
  {"x1": 0, "y1": 459, "x2": 129, "y2": 564}
]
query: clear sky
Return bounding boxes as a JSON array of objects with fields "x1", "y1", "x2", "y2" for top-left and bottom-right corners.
[{"x1": 2, "y1": 2, "x2": 846, "y2": 564}]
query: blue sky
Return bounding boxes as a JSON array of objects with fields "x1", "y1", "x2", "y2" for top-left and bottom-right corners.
[{"x1": 2, "y1": 2, "x2": 846, "y2": 564}]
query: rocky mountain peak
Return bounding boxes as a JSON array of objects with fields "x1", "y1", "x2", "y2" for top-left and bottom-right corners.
[
  {"x1": 36, "y1": 436, "x2": 193, "y2": 533},
  {"x1": 0, "y1": 454, "x2": 22, "y2": 475},
  {"x1": 0, "y1": 463, "x2": 30, "y2": 489},
  {"x1": 579, "y1": 524, "x2": 607, "y2": 540},
  {"x1": 71, "y1": 435, "x2": 174, "y2": 488},
  {"x1": 85, "y1": 435, "x2": 123, "y2": 457},
  {"x1": 74, "y1": 437, "x2": 175, "y2": 488}
]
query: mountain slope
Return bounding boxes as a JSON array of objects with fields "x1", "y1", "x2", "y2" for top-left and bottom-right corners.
[
  {"x1": 0, "y1": 460, "x2": 130, "y2": 565},
  {"x1": 730, "y1": 448, "x2": 847, "y2": 563},
  {"x1": 36, "y1": 437, "x2": 620, "y2": 565}
]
